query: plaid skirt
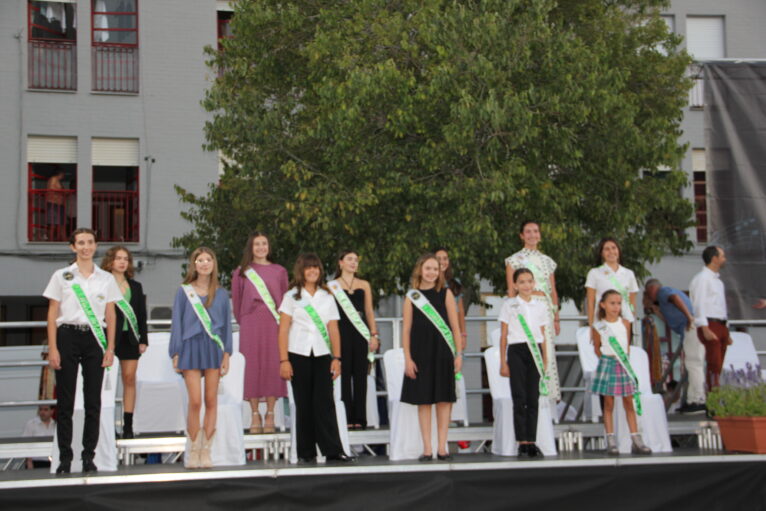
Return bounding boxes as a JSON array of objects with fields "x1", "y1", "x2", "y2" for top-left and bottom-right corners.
[{"x1": 591, "y1": 355, "x2": 636, "y2": 396}]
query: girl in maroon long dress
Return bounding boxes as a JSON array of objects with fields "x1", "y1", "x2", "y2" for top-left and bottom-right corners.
[{"x1": 231, "y1": 232, "x2": 288, "y2": 433}]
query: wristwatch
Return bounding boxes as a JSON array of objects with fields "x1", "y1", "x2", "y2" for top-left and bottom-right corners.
[{"x1": 332, "y1": 356, "x2": 342, "y2": 361}]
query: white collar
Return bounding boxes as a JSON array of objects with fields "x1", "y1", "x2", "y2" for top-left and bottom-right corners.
[{"x1": 703, "y1": 266, "x2": 720, "y2": 279}]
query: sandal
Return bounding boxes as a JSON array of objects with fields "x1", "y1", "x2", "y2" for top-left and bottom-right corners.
[
  {"x1": 249, "y1": 411, "x2": 263, "y2": 434},
  {"x1": 263, "y1": 411, "x2": 276, "y2": 434}
]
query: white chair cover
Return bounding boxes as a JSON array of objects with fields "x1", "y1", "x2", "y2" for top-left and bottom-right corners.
[
  {"x1": 609, "y1": 347, "x2": 673, "y2": 454},
  {"x1": 488, "y1": 327, "x2": 501, "y2": 347},
  {"x1": 50, "y1": 357, "x2": 120, "y2": 473},
  {"x1": 483, "y1": 346, "x2": 557, "y2": 456},
  {"x1": 366, "y1": 365, "x2": 381, "y2": 429},
  {"x1": 287, "y1": 375, "x2": 351, "y2": 463},
  {"x1": 723, "y1": 332, "x2": 761, "y2": 375},
  {"x1": 207, "y1": 351, "x2": 246, "y2": 466},
  {"x1": 383, "y1": 348, "x2": 438, "y2": 460},
  {"x1": 576, "y1": 326, "x2": 602, "y2": 423},
  {"x1": 133, "y1": 332, "x2": 186, "y2": 434}
]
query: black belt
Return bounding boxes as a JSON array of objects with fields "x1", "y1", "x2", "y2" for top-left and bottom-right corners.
[
  {"x1": 707, "y1": 318, "x2": 727, "y2": 326},
  {"x1": 59, "y1": 324, "x2": 91, "y2": 332}
]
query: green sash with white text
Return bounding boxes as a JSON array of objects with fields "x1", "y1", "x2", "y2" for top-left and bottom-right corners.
[
  {"x1": 182, "y1": 285, "x2": 225, "y2": 353},
  {"x1": 71, "y1": 283, "x2": 108, "y2": 352},
  {"x1": 115, "y1": 298, "x2": 141, "y2": 343},
  {"x1": 514, "y1": 301, "x2": 549, "y2": 396},
  {"x1": 294, "y1": 296, "x2": 332, "y2": 353},
  {"x1": 328, "y1": 280, "x2": 375, "y2": 363},
  {"x1": 407, "y1": 289, "x2": 462, "y2": 381},
  {"x1": 244, "y1": 267, "x2": 280, "y2": 324}
]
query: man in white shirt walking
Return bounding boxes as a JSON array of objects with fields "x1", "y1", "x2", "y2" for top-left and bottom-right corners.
[{"x1": 689, "y1": 246, "x2": 730, "y2": 392}]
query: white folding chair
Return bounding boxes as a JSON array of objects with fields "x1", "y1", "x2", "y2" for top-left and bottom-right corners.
[
  {"x1": 133, "y1": 332, "x2": 186, "y2": 434},
  {"x1": 612, "y1": 346, "x2": 673, "y2": 454},
  {"x1": 50, "y1": 357, "x2": 121, "y2": 473},
  {"x1": 576, "y1": 327, "x2": 602, "y2": 423},
  {"x1": 483, "y1": 346, "x2": 557, "y2": 456},
  {"x1": 723, "y1": 331, "x2": 762, "y2": 378},
  {"x1": 287, "y1": 374, "x2": 351, "y2": 464}
]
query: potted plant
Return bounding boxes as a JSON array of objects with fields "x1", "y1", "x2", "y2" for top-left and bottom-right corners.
[{"x1": 706, "y1": 364, "x2": 766, "y2": 454}]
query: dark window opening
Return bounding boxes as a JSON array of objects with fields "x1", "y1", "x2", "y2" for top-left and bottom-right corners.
[{"x1": 92, "y1": 165, "x2": 139, "y2": 242}]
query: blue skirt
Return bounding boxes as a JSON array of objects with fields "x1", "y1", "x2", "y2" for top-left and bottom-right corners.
[{"x1": 176, "y1": 332, "x2": 223, "y2": 371}]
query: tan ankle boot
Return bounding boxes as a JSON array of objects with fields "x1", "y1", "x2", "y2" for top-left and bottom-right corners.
[
  {"x1": 186, "y1": 431, "x2": 202, "y2": 469},
  {"x1": 200, "y1": 430, "x2": 215, "y2": 468}
]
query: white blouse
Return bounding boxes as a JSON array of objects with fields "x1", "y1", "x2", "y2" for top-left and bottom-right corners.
[
  {"x1": 279, "y1": 287, "x2": 340, "y2": 357},
  {"x1": 498, "y1": 297, "x2": 547, "y2": 345},
  {"x1": 43, "y1": 263, "x2": 122, "y2": 327},
  {"x1": 585, "y1": 264, "x2": 639, "y2": 322},
  {"x1": 593, "y1": 319, "x2": 629, "y2": 357}
]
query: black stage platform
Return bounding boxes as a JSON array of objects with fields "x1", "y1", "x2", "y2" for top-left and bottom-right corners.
[{"x1": 1, "y1": 450, "x2": 764, "y2": 511}]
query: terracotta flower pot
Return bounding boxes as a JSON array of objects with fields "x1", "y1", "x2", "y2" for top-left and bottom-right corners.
[{"x1": 714, "y1": 416, "x2": 766, "y2": 454}]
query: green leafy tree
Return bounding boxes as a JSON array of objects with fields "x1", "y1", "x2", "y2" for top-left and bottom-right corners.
[{"x1": 174, "y1": 0, "x2": 693, "y2": 305}]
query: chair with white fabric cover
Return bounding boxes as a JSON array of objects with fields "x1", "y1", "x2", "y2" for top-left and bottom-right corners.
[
  {"x1": 483, "y1": 346, "x2": 557, "y2": 456},
  {"x1": 383, "y1": 348, "x2": 441, "y2": 460},
  {"x1": 205, "y1": 351, "x2": 246, "y2": 466},
  {"x1": 610, "y1": 346, "x2": 673, "y2": 454},
  {"x1": 723, "y1": 331, "x2": 763, "y2": 378},
  {"x1": 366, "y1": 364, "x2": 381, "y2": 429},
  {"x1": 50, "y1": 357, "x2": 121, "y2": 473},
  {"x1": 133, "y1": 332, "x2": 186, "y2": 434},
  {"x1": 488, "y1": 327, "x2": 501, "y2": 347},
  {"x1": 287, "y1": 376, "x2": 351, "y2": 463},
  {"x1": 576, "y1": 326, "x2": 602, "y2": 423}
]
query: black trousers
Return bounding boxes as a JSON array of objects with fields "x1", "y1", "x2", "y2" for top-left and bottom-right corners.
[
  {"x1": 56, "y1": 326, "x2": 104, "y2": 462},
  {"x1": 507, "y1": 343, "x2": 540, "y2": 442},
  {"x1": 289, "y1": 352, "x2": 344, "y2": 459},
  {"x1": 340, "y1": 336, "x2": 368, "y2": 427}
]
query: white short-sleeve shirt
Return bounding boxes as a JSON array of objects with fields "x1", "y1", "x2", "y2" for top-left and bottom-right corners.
[
  {"x1": 593, "y1": 319, "x2": 629, "y2": 357},
  {"x1": 585, "y1": 264, "x2": 639, "y2": 322},
  {"x1": 498, "y1": 297, "x2": 547, "y2": 345},
  {"x1": 43, "y1": 263, "x2": 123, "y2": 327},
  {"x1": 279, "y1": 287, "x2": 340, "y2": 357}
]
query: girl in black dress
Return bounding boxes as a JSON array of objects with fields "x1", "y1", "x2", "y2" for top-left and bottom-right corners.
[
  {"x1": 333, "y1": 250, "x2": 379, "y2": 429},
  {"x1": 401, "y1": 254, "x2": 462, "y2": 461},
  {"x1": 101, "y1": 246, "x2": 148, "y2": 439}
]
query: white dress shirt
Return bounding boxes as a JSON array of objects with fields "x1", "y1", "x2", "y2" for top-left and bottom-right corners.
[
  {"x1": 498, "y1": 296, "x2": 547, "y2": 345},
  {"x1": 279, "y1": 287, "x2": 340, "y2": 356},
  {"x1": 585, "y1": 264, "x2": 639, "y2": 322},
  {"x1": 43, "y1": 263, "x2": 123, "y2": 327},
  {"x1": 689, "y1": 266, "x2": 727, "y2": 328},
  {"x1": 593, "y1": 319, "x2": 629, "y2": 357}
]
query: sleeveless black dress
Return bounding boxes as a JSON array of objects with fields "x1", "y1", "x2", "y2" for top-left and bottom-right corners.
[
  {"x1": 338, "y1": 289, "x2": 370, "y2": 425},
  {"x1": 401, "y1": 287, "x2": 456, "y2": 405}
]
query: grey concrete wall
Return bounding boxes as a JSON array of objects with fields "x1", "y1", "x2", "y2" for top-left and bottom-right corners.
[{"x1": 0, "y1": 0, "x2": 221, "y2": 304}]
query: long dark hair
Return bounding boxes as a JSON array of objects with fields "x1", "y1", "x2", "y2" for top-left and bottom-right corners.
[
  {"x1": 595, "y1": 237, "x2": 623, "y2": 267},
  {"x1": 434, "y1": 247, "x2": 463, "y2": 297},
  {"x1": 290, "y1": 253, "x2": 328, "y2": 299},
  {"x1": 239, "y1": 231, "x2": 274, "y2": 275}
]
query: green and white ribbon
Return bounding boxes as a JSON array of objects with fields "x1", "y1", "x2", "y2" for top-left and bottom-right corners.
[
  {"x1": 71, "y1": 283, "x2": 108, "y2": 353},
  {"x1": 406, "y1": 289, "x2": 462, "y2": 381},
  {"x1": 244, "y1": 267, "x2": 280, "y2": 324},
  {"x1": 115, "y1": 298, "x2": 141, "y2": 343},
  {"x1": 596, "y1": 322, "x2": 642, "y2": 416},
  {"x1": 182, "y1": 285, "x2": 225, "y2": 353},
  {"x1": 600, "y1": 265, "x2": 635, "y2": 315},
  {"x1": 295, "y1": 296, "x2": 332, "y2": 353},
  {"x1": 516, "y1": 302, "x2": 550, "y2": 396},
  {"x1": 328, "y1": 280, "x2": 375, "y2": 363}
]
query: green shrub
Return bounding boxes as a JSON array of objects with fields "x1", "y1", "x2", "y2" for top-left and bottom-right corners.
[{"x1": 707, "y1": 384, "x2": 766, "y2": 417}]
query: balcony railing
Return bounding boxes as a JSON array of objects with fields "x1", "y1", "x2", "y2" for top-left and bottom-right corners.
[
  {"x1": 689, "y1": 77, "x2": 704, "y2": 109},
  {"x1": 93, "y1": 190, "x2": 139, "y2": 242},
  {"x1": 28, "y1": 40, "x2": 77, "y2": 90},
  {"x1": 92, "y1": 45, "x2": 139, "y2": 93},
  {"x1": 28, "y1": 189, "x2": 77, "y2": 242}
]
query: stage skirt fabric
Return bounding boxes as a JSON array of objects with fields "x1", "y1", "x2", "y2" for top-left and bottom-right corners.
[{"x1": 591, "y1": 355, "x2": 636, "y2": 396}]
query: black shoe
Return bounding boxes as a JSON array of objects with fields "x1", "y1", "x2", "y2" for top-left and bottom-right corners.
[
  {"x1": 55, "y1": 462, "x2": 71, "y2": 475},
  {"x1": 82, "y1": 459, "x2": 98, "y2": 473},
  {"x1": 418, "y1": 454, "x2": 433, "y2": 462},
  {"x1": 679, "y1": 403, "x2": 706, "y2": 415},
  {"x1": 298, "y1": 456, "x2": 317, "y2": 463},
  {"x1": 518, "y1": 444, "x2": 529, "y2": 456},
  {"x1": 326, "y1": 453, "x2": 356, "y2": 463},
  {"x1": 122, "y1": 427, "x2": 134, "y2": 440},
  {"x1": 436, "y1": 453, "x2": 452, "y2": 461},
  {"x1": 526, "y1": 444, "x2": 542, "y2": 458}
]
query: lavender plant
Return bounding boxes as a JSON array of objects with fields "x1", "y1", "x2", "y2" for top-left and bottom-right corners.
[{"x1": 707, "y1": 364, "x2": 766, "y2": 417}]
